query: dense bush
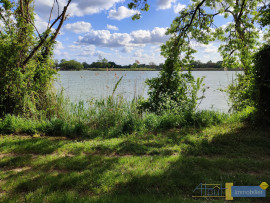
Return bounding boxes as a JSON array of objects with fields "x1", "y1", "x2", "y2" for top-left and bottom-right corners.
[
  {"x1": 0, "y1": 0, "x2": 67, "y2": 118},
  {"x1": 227, "y1": 73, "x2": 256, "y2": 112},
  {"x1": 227, "y1": 45, "x2": 270, "y2": 126},
  {"x1": 253, "y1": 45, "x2": 270, "y2": 124},
  {"x1": 141, "y1": 60, "x2": 205, "y2": 114}
]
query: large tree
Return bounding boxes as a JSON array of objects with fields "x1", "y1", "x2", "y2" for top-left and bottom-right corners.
[
  {"x1": 137, "y1": 0, "x2": 269, "y2": 113},
  {"x1": 0, "y1": 0, "x2": 72, "y2": 117}
]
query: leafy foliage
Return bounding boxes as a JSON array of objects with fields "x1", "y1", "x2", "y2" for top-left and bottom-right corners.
[
  {"x1": 0, "y1": 1, "x2": 53, "y2": 117},
  {"x1": 227, "y1": 73, "x2": 256, "y2": 112},
  {"x1": 141, "y1": 0, "x2": 269, "y2": 116},
  {"x1": 128, "y1": 0, "x2": 150, "y2": 20},
  {"x1": 226, "y1": 44, "x2": 270, "y2": 123},
  {"x1": 142, "y1": 70, "x2": 205, "y2": 114},
  {"x1": 222, "y1": 1, "x2": 270, "y2": 114},
  {"x1": 253, "y1": 44, "x2": 270, "y2": 124},
  {"x1": 0, "y1": 0, "x2": 71, "y2": 117},
  {"x1": 59, "y1": 60, "x2": 84, "y2": 71}
]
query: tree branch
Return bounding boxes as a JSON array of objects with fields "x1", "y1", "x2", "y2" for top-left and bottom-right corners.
[
  {"x1": 22, "y1": 0, "x2": 72, "y2": 66},
  {"x1": 183, "y1": 0, "x2": 207, "y2": 32},
  {"x1": 237, "y1": 0, "x2": 247, "y2": 22},
  {"x1": 47, "y1": 0, "x2": 56, "y2": 29}
]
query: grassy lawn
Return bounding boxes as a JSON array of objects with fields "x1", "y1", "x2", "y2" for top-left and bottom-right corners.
[{"x1": 0, "y1": 122, "x2": 269, "y2": 202}]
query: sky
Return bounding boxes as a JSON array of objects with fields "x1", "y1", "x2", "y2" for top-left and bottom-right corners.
[{"x1": 33, "y1": 0, "x2": 231, "y2": 65}]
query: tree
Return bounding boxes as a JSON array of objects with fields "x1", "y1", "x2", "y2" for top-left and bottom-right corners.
[
  {"x1": 0, "y1": 0, "x2": 72, "y2": 117},
  {"x1": 82, "y1": 62, "x2": 89, "y2": 69},
  {"x1": 61, "y1": 59, "x2": 67, "y2": 64},
  {"x1": 159, "y1": 0, "x2": 268, "y2": 70},
  {"x1": 140, "y1": 0, "x2": 269, "y2": 113},
  {"x1": 97, "y1": 56, "x2": 111, "y2": 68},
  {"x1": 131, "y1": 62, "x2": 138, "y2": 69},
  {"x1": 149, "y1": 62, "x2": 156, "y2": 69},
  {"x1": 128, "y1": 0, "x2": 150, "y2": 20},
  {"x1": 257, "y1": 3, "x2": 270, "y2": 43},
  {"x1": 158, "y1": 63, "x2": 164, "y2": 69},
  {"x1": 59, "y1": 60, "x2": 84, "y2": 71},
  {"x1": 191, "y1": 60, "x2": 202, "y2": 68},
  {"x1": 54, "y1": 59, "x2": 59, "y2": 68},
  {"x1": 216, "y1": 61, "x2": 223, "y2": 69}
]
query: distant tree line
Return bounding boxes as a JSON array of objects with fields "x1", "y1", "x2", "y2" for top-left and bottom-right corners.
[
  {"x1": 54, "y1": 58, "x2": 226, "y2": 71},
  {"x1": 191, "y1": 60, "x2": 223, "y2": 69}
]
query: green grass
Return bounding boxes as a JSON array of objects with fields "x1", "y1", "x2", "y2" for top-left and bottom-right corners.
[{"x1": 1, "y1": 122, "x2": 269, "y2": 202}]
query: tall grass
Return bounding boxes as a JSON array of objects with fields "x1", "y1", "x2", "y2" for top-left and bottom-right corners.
[{"x1": 0, "y1": 92, "x2": 254, "y2": 138}]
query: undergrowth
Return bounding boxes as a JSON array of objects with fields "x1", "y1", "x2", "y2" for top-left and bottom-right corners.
[{"x1": 0, "y1": 94, "x2": 254, "y2": 138}]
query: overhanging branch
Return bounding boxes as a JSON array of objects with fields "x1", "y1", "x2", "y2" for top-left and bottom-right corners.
[{"x1": 22, "y1": 0, "x2": 72, "y2": 66}]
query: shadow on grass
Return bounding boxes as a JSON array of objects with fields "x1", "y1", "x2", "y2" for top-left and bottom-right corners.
[
  {"x1": 1, "y1": 124, "x2": 270, "y2": 202},
  {"x1": 185, "y1": 124, "x2": 270, "y2": 158},
  {"x1": 0, "y1": 137, "x2": 66, "y2": 155},
  {"x1": 12, "y1": 155, "x2": 119, "y2": 194},
  {"x1": 98, "y1": 124, "x2": 270, "y2": 201}
]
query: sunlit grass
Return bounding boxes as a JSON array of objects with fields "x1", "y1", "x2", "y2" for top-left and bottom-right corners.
[{"x1": 0, "y1": 121, "x2": 269, "y2": 202}]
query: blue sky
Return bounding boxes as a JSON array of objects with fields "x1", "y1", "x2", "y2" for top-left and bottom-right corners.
[{"x1": 34, "y1": 0, "x2": 230, "y2": 65}]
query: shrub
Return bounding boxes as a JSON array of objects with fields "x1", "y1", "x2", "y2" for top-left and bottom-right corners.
[
  {"x1": 0, "y1": 115, "x2": 39, "y2": 134},
  {"x1": 142, "y1": 68, "x2": 205, "y2": 114}
]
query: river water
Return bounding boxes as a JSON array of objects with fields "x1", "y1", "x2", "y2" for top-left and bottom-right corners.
[{"x1": 55, "y1": 71, "x2": 241, "y2": 112}]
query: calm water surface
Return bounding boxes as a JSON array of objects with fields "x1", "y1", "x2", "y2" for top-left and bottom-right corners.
[{"x1": 55, "y1": 71, "x2": 241, "y2": 112}]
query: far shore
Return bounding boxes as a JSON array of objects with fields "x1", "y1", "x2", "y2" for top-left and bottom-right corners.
[{"x1": 58, "y1": 68, "x2": 243, "y2": 71}]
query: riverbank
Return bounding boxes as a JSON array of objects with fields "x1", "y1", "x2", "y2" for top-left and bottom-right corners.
[{"x1": 1, "y1": 121, "x2": 269, "y2": 202}]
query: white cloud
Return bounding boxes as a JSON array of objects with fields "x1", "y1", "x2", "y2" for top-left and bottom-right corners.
[
  {"x1": 173, "y1": 3, "x2": 186, "y2": 13},
  {"x1": 54, "y1": 41, "x2": 64, "y2": 55},
  {"x1": 157, "y1": 0, "x2": 176, "y2": 10},
  {"x1": 107, "y1": 24, "x2": 119, "y2": 31},
  {"x1": 122, "y1": 46, "x2": 134, "y2": 53},
  {"x1": 34, "y1": 0, "x2": 124, "y2": 20},
  {"x1": 79, "y1": 30, "x2": 132, "y2": 47},
  {"x1": 134, "y1": 49, "x2": 143, "y2": 57},
  {"x1": 131, "y1": 27, "x2": 168, "y2": 44},
  {"x1": 64, "y1": 21, "x2": 92, "y2": 33},
  {"x1": 150, "y1": 27, "x2": 169, "y2": 43},
  {"x1": 191, "y1": 41, "x2": 219, "y2": 53},
  {"x1": 34, "y1": 14, "x2": 49, "y2": 33},
  {"x1": 78, "y1": 45, "x2": 96, "y2": 56},
  {"x1": 108, "y1": 6, "x2": 138, "y2": 20},
  {"x1": 78, "y1": 27, "x2": 169, "y2": 48},
  {"x1": 60, "y1": 52, "x2": 70, "y2": 60},
  {"x1": 78, "y1": 36, "x2": 83, "y2": 41},
  {"x1": 55, "y1": 40, "x2": 64, "y2": 49},
  {"x1": 131, "y1": 30, "x2": 151, "y2": 43},
  {"x1": 68, "y1": 45, "x2": 82, "y2": 49},
  {"x1": 94, "y1": 50, "x2": 108, "y2": 57},
  {"x1": 204, "y1": 43, "x2": 218, "y2": 53},
  {"x1": 191, "y1": 42, "x2": 222, "y2": 62}
]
